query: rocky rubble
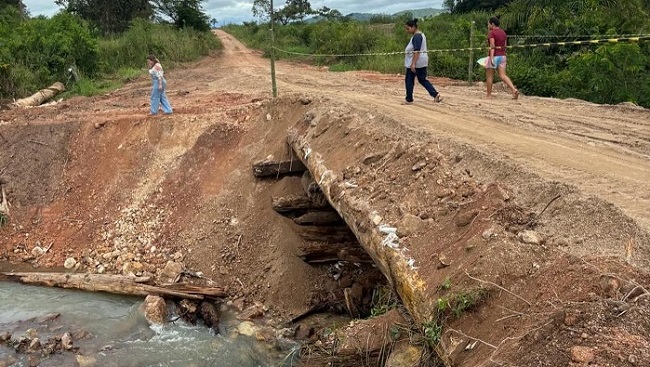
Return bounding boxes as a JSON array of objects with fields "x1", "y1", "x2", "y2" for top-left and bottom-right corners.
[
  {"x1": 0, "y1": 314, "x2": 92, "y2": 367},
  {"x1": 32, "y1": 202, "x2": 194, "y2": 281}
]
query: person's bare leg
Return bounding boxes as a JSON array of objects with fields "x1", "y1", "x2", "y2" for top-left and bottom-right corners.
[
  {"x1": 486, "y1": 68, "x2": 495, "y2": 98},
  {"x1": 498, "y1": 67, "x2": 518, "y2": 99}
]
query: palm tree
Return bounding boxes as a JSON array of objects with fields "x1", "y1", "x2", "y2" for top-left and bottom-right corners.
[{"x1": 501, "y1": 0, "x2": 645, "y2": 34}]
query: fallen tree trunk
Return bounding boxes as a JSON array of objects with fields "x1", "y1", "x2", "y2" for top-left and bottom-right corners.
[
  {"x1": 298, "y1": 242, "x2": 372, "y2": 264},
  {"x1": 252, "y1": 152, "x2": 306, "y2": 178},
  {"x1": 14, "y1": 82, "x2": 66, "y2": 108},
  {"x1": 0, "y1": 272, "x2": 226, "y2": 300}
]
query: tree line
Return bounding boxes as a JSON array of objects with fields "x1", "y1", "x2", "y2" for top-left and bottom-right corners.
[
  {"x1": 226, "y1": 0, "x2": 650, "y2": 107},
  {"x1": 0, "y1": 0, "x2": 219, "y2": 98},
  {"x1": 55, "y1": 0, "x2": 213, "y2": 34},
  {"x1": 252, "y1": 0, "x2": 342, "y2": 25}
]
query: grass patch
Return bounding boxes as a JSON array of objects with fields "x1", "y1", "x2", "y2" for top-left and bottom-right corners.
[
  {"x1": 422, "y1": 287, "x2": 489, "y2": 347},
  {"x1": 117, "y1": 67, "x2": 143, "y2": 83},
  {"x1": 328, "y1": 63, "x2": 357, "y2": 72},
  {"x1": 370, "y1": 285, "x2": 398, "y2": 317},
  {"x1": 62, "y1": 78, "x2": 120, "y2": 98},
  {"x1": 422, "y1": 319, "x2": 444, "y2": 347}
]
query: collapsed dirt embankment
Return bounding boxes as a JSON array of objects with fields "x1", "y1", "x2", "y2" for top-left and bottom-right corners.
[
  {"x1": 271, "y1": 95, "x2": 650, "y2": 366},
  {"x1": 1, "y1": 68, "x2": 649, "y2": 367}
]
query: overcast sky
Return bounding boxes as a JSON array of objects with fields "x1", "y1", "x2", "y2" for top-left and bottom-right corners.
[{"x1": 23, "y1": 0, "x2": 444, "y2": 25}]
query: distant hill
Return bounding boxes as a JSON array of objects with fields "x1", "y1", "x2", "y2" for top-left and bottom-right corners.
[
  {"x1": 307, "y1": 8, "x2": 445, "y2": 23},
  {"x1": 346, "y1": 8, "x2": 445, "y2": 21},
  {"x1": 393, "y1": 8, "x2": 446, "y2": 19}
]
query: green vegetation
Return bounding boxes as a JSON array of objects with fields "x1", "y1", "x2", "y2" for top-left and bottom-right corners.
[
  {"x1": 0, "y1": 0, "x2": 219, "y2": 99},
  {"x1": 0, "y1": 212, "x2": 8, "y2": 226},
  {"x1": 422, "y1": 319, "x2": 444, "y2": 347},
  {"x1": 370, "y1": 285, "x2": 398, "y2": 317},
  {"x1": 225, "y1": 0, "x2": 650, "y2": 107},
  {"x1": 422, "y1": 287, "x2": 489, "y2": 347},
  {"x1": 440, "y1": 276, "x2": 453, "y2": 291}
]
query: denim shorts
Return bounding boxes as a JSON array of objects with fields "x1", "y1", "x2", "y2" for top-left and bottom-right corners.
[{"x1": 489, "y1": 56, "x2": 507, "y2": 69}]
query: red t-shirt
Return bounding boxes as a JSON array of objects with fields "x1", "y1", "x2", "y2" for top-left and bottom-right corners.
[{"x1": 488, "y1": 28, "x2": 507, "y2": 56}]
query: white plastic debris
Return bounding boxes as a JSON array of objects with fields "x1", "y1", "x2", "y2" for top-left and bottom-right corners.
[
  {"x1": 304, "y1": 148, "x2": 312, "y2": 159},
  {"x1": 379, "y1": 225, "x2": 397, "y2": 235},
  {"x1": 407, "y1": 258, "x2": 418, "y2": 270},
  {"x1": 382, "y1": 232, "x2": 400, "y2": 249},
  {"x1": 342, "y1": 181, "x2": 358, "y2": 189}
]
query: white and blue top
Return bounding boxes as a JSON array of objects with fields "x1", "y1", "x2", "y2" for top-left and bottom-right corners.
[{"x1": 404, "y1": 32, "x2": 429, "y2": 69}]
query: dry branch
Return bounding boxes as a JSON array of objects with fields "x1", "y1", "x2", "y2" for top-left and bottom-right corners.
[{"x1": 465, "y1": 271, "x2": 531, "y2": 306}]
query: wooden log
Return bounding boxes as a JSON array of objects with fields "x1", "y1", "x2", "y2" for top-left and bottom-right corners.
[
  {"x1": 14, "y1": 82, "x2": 66, "y2": 107},
  {"x1": 272, "y1": 194, "x2": 330, "y2": 215},
  {"x1": 298, "y1": 242, "x2": 372, "y2": 264},
  {"x1": 293, "y1": 211, "x2": 343, "y2": 226},
  {"x1": 297, "y1": 225, "x2": 357, "y2": 243},
  {"x1": 0, "y1": 272, "x2": 226, "y2": 300},
  {"x1": 252, "y1": 153, "x2": 306, "y2": 178}
]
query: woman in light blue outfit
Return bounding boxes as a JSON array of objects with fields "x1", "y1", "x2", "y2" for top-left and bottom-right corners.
[{"x1": 146, "y1": 54, "x2": 173, "y2": 115}]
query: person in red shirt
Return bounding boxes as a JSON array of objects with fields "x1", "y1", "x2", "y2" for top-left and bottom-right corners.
[{"x1": 486, "y1": 17, "x2": 519, "y2": 99}]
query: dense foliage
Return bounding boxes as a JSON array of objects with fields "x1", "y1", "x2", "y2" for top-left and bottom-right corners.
[
  {"x1": 54, "y1": 0, "x2": 153, "y2": 35},
  {"x1": 0, "y1": 2, "x2": 219, "y2": 99},
  {"x1": 55, "y1": 0, "x2": 212, "y2": 35},
  {"x1": 225, "y1": 1, "x2": 650, "y2": 107}
]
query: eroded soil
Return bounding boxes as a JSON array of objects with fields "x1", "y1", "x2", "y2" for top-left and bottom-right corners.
[{"x1": 1, "y1": 30, "x2": 649, "y2": 367}]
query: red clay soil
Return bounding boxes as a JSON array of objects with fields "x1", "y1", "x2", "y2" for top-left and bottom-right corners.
[
  {"x1": 280, "y1": 95, "x2": 650, "y2": 366},
  {"x1": 1, "y1": 30, "x2": 649, "y2": 367},
  {"x1": 0, "y1": 58, "x2": 365, "y2": 321}
]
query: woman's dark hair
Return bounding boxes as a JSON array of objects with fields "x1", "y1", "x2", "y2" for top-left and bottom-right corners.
[
  {"x1": 489, "y1": 16, "x2": 500, "y2": 26},
  {"x1": 405, "y1": 18, "x2": 418, "y2": 28},
  {"x1": 147, "y1": 54, "x2": 160, "y2": 64}
]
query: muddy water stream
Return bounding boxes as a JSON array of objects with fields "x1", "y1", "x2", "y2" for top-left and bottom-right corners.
[{"x1": 0, "y1": 283, "x2": 298, "y2": 366}]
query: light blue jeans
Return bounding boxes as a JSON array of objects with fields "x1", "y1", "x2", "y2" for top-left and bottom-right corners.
[{"x1": 151, "y1": 77, "x2": 172, "y2": 115}]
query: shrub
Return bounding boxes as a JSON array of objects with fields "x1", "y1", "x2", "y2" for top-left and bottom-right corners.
[{"x1": 0, "y1": 11, "x2": 98, "y2": 98}]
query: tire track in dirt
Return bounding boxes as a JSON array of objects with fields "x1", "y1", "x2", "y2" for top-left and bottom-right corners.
[{"x1": 213, "y1": 30, "x2": 650, "y2": 230}]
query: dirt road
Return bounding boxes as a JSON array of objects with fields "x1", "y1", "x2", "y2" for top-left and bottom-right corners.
[{"x1": 215, "y1": 30, "x2": 650, "y2": 231}]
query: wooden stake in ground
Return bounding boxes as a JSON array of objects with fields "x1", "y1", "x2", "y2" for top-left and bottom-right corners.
[
  {"x1": 0, "y1": 272, "x2": 226, "y2": 300},
  {"x1": 13, "y1": 82, "x2": 66, "y2": 108}
]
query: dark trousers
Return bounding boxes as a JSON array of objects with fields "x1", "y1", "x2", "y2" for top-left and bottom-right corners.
[{"x1": 405, "y1": 67, "x2": 438, "y2": 102}]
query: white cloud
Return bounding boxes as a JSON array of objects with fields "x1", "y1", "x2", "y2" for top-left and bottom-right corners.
[
  {"x1": 24, "y1": 0, "x2": 444, "y2": 25},
  {"x1": 23, "y1": 0, "x2": 60, "y2": 17}
]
